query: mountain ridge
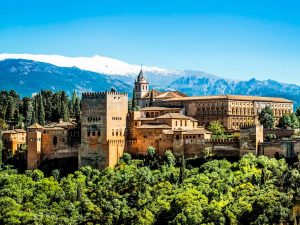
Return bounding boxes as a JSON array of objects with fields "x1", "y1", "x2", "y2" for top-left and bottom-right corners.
[{"x1": 0, "y1": 56, "x2": 300, "y2": 107}]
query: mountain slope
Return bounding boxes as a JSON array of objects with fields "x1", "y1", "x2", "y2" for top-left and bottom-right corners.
[
  {"x1": 168, "y1": 76, "x2": 300, "y2": 106},
  {"x1": 0, "y1": 53, "x2": 217, "y2": 88},
  {"x1": 1, "y1": 56, "x2": 300, "y2": 108},
  {"x1": 0, "y1": 59, "x2": 131, "y2": 97}
]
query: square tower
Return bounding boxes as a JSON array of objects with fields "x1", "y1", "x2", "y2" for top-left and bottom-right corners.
[{"x1": 79, "y1": 90, "x2": 128, "y2": 168}]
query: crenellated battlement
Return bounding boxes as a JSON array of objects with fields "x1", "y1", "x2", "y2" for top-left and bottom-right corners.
[{"x1": 82, "y1": 91, "x2": 128, "y2": 99}]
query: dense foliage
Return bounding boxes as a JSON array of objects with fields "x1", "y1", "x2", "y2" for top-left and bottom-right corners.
[
  {"x1": 0, "y1": 153, "x2": 299, "y2": 225},
  {"x1": 258, "y1": 106, "x2": 275, "y2": 129},
  {"x1": 207, "y1": 120, "x2": 225, "y2": 135},
  {"x1": 278, "y1": 113, "x2": 300, "y2": 129},
  {"x1": 0, "y1": 90, "x2": 80, "y2": 128}
]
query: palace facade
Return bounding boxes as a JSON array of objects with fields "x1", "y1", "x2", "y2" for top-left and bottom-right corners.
[{"x1": 153, "y1": 95, "x2": 293, "y2": 130}]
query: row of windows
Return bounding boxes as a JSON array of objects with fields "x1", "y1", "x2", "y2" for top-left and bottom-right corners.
[
  {"x1": 112, "y1": 117, "x2": 122, "y2": 120},
  {"x1": 112, "y1": 129, "x2": 123, "y2": 136},
  {"x1": 87, "y1": 131, "x2": 101, "y2": 137},
  {"x1": 175, "y1": 120, "x2": 188, "y2": 127},
  {"x1": 231, "y1": 108, "x2": 254, "y2": 115},
  {"x1": 87, "y1": 117, "x2": 101, "y2": 122},
  {"x1": 197, "y1": 102, "x2": 227, "y2": 107},
  {"x1": 198, "y1": 110, "x2": 227, "y2": 115}
]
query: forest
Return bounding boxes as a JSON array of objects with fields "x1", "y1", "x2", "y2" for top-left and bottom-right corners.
[
  {"x1": 0, "y1": 90, "x2": 81, "y2": 128},
  {"x1": 0, "y1": 152, "x2": 299, "y2": 225}
]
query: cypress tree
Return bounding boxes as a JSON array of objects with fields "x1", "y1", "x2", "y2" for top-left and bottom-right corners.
[
  {"x1": 131, "y1": 89, "x2": 139, "y2": 111},
  {"x1": 149, "y1": 89, "x2": 154, "y2": 106},
  {"x1": 37, "y1": 95, "x2": 46, "y2": 126},
  {"x1": 23, "y1": 97, "x2": 33, "y2": 127},
  {"x1": 0, "y1": 129, "x2": 3, "y2": 167},
  {"x1": 60, "y1": 91, "x2": 70, "y2": 122},
  {"x1": 74, "y1": 97, "x2": 81, "y2": 123},
  {"x1": 6, "y1": 96, "x2": 16, "y2": 121},
  {"x1": 31, "y1": 110, "x2": 37, "y2": 125},
  {"x1": 0, "y1": 91, "x2": 8, "y2": 119},
  {"x1": 179, "y1": 154, "x2": 186, "y2": 184},
  {"x1": 41, "y1": 90, "x2": 53, "y2": 122},
  {"x1": 51, "y1": 92, "x2": 61, "y2": 122}
]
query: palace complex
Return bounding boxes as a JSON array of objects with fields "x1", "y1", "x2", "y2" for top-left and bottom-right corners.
[{"x1": 1, "y1": 69, "x2": 297, "y2": 170}]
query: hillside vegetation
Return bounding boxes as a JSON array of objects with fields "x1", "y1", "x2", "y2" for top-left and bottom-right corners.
[{"x1": 0, "y1": 154, "x2": 299, "y2": 225}]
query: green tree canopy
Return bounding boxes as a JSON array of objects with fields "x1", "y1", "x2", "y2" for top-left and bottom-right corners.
[
  {"x1": 278, "y1": 114, "x2": 292, "y2": 129},
  {"x1": 207, "y1": 120, "x2": 225, "y2": 135},
  {"x1": 259, "y1": 106, "x2": 275, "y2": 129}
]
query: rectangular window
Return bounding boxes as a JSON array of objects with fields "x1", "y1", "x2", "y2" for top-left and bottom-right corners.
[
  {"x1": 97, "y1": 131, "x2": 101, "y2": 136},
  {"x1": 112, "y1": 129, "x2": 114, "y2": 136},
  {"x1": 92, "y1": 131, "x2": 95, "y2": 136},
  {"x1": 87, "y1": 131, "x2": 91, "y2": 137}
]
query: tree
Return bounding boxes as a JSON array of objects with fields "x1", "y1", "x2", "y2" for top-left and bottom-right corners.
[
  {"x1": 296, "y1": 106, "x2": 300, "y2": 118},
  {"x1": 290, "y1": 113, "x2": 299, "y2": 129},
  {"x1": 259, "y1": 106, "x2": 275, "y2": 129},
  {"x1": 41, "y1": 90, "x2": 53, "y2": 122},
  {"x1": 5, "y1": 96, "x2": 16, "y2": 121},
  {"x1": 278, "y1": 114, "x2": 292, "y2": 129},
  {"x1": 0, "y1": 129, "x2": 3, "y2": 167},
  {"x1": 149, "y1": 89, "x2": 154, "y2": 107},
  {"x1": 37, "y1": 94, "x2": 46, "y2": 126},
  {"x1": 22, "y1": 97, "x2": 33, "y2": 127},
  {"x1": 131, "y1": 89, "x2": 140, "y2": 111},
  {"x1": 164, "y1": 150, "x2": 176, "y2": 167},
  {"x1": 60, "y1": 91, "x2": 70, "y2": 122},
  {"x1": 179, "y1": 154, "x2": 186, "y2": 183},
  {"x1": 207, "y1": 120, "x2": 225, "y2": 135},
  {"x1": 0, "y1": 119, "x2": 8, "y2": 130},
  {"x1": 73, "y1": 97, "x2": 81, "y2": 122},
  {"x1": 120, "y1": 153, "x2": 132, "y2": 165},
  {"x1": 147, "y1": 146, "x2": 156, "y2": 157}
]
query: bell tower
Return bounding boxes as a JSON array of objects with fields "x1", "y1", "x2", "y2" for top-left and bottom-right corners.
[{"x1": 134, "y1": 67, "x2": 149, "y2": 107}]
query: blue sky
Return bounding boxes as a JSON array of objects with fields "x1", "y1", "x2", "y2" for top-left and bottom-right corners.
[{"x1": 1, "y1": 0, "x2": 300, "y2": 84}]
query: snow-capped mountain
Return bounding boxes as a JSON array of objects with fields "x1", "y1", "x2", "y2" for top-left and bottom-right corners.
[
  {"x1": 0, "y1": 59, "x2": 131, "y2": 97},
  {"x1": 0, "y1": 53, "x2": 178, "y2": 77},
  {"x1": 1, "y1": 54, "x2": 300, "y2": 107},
  {"x1": 0, "y1": 53, "x2": 218, "y2": 88}
]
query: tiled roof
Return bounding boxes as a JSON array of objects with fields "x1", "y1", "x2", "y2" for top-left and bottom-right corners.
[
  {"x1": 156, "y1": 113, "x2": 198, "y2": 121},
  {"x1": 140, "y1": 107, "x2": 182, "y2": 111},
  {"x1": 158, "y1": 95, "x2": 293, "y2": 103},
  {"x1": 27, "y1": 123, "x2": 44, "y2": 129},
  {"x1": 14, "y1": 129, "x2": 26, "y2": 133},
  {"x1": 136, "y1": 124, "x2": 172, "y2": 129},
  {"x1": 163, "y1": 128, "x2": 212, "y2": 135},
  {"x1": 44, "y1": 121, "x2": 76, "y2": 129},
  {"x1": 136, "y1": 118, "x2": 156, "y2": 121},
  {"x1": 142, "y1": 89, "x2": 187, "y2": 99},
  {"x1": 2, "y1": 130, "x2": 17, "y2": 134}
]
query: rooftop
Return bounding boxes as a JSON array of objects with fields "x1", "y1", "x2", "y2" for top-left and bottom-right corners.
[
  {"x1": 156, "y1": 113, "x2": 198, "y2": 121},
  {"x1": 2, "y1": 130, "x2": 17, "y2": 134},
  {"x1": 14, "y1": 129, "x2": 26, "y2": 133},
  {"x1": 136, "y1": 124, "x2": 172, "y2": 129},
  {"x1": 158, "y1": 94, "x2": 293, "y2": 103},
  {"x1": 142, "y1": 89, "x2": 187, "y2": 99},
  {"x1": 140, "y1": 106, "x2": 182, "y2": 111},
  {"x1": 27, "y1": 123, "x2": 44, "y2": 129}
]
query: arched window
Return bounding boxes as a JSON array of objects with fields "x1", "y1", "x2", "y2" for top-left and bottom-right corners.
[{"x1": 176, "y1": 135, "x2": 180, "y2": 140}]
